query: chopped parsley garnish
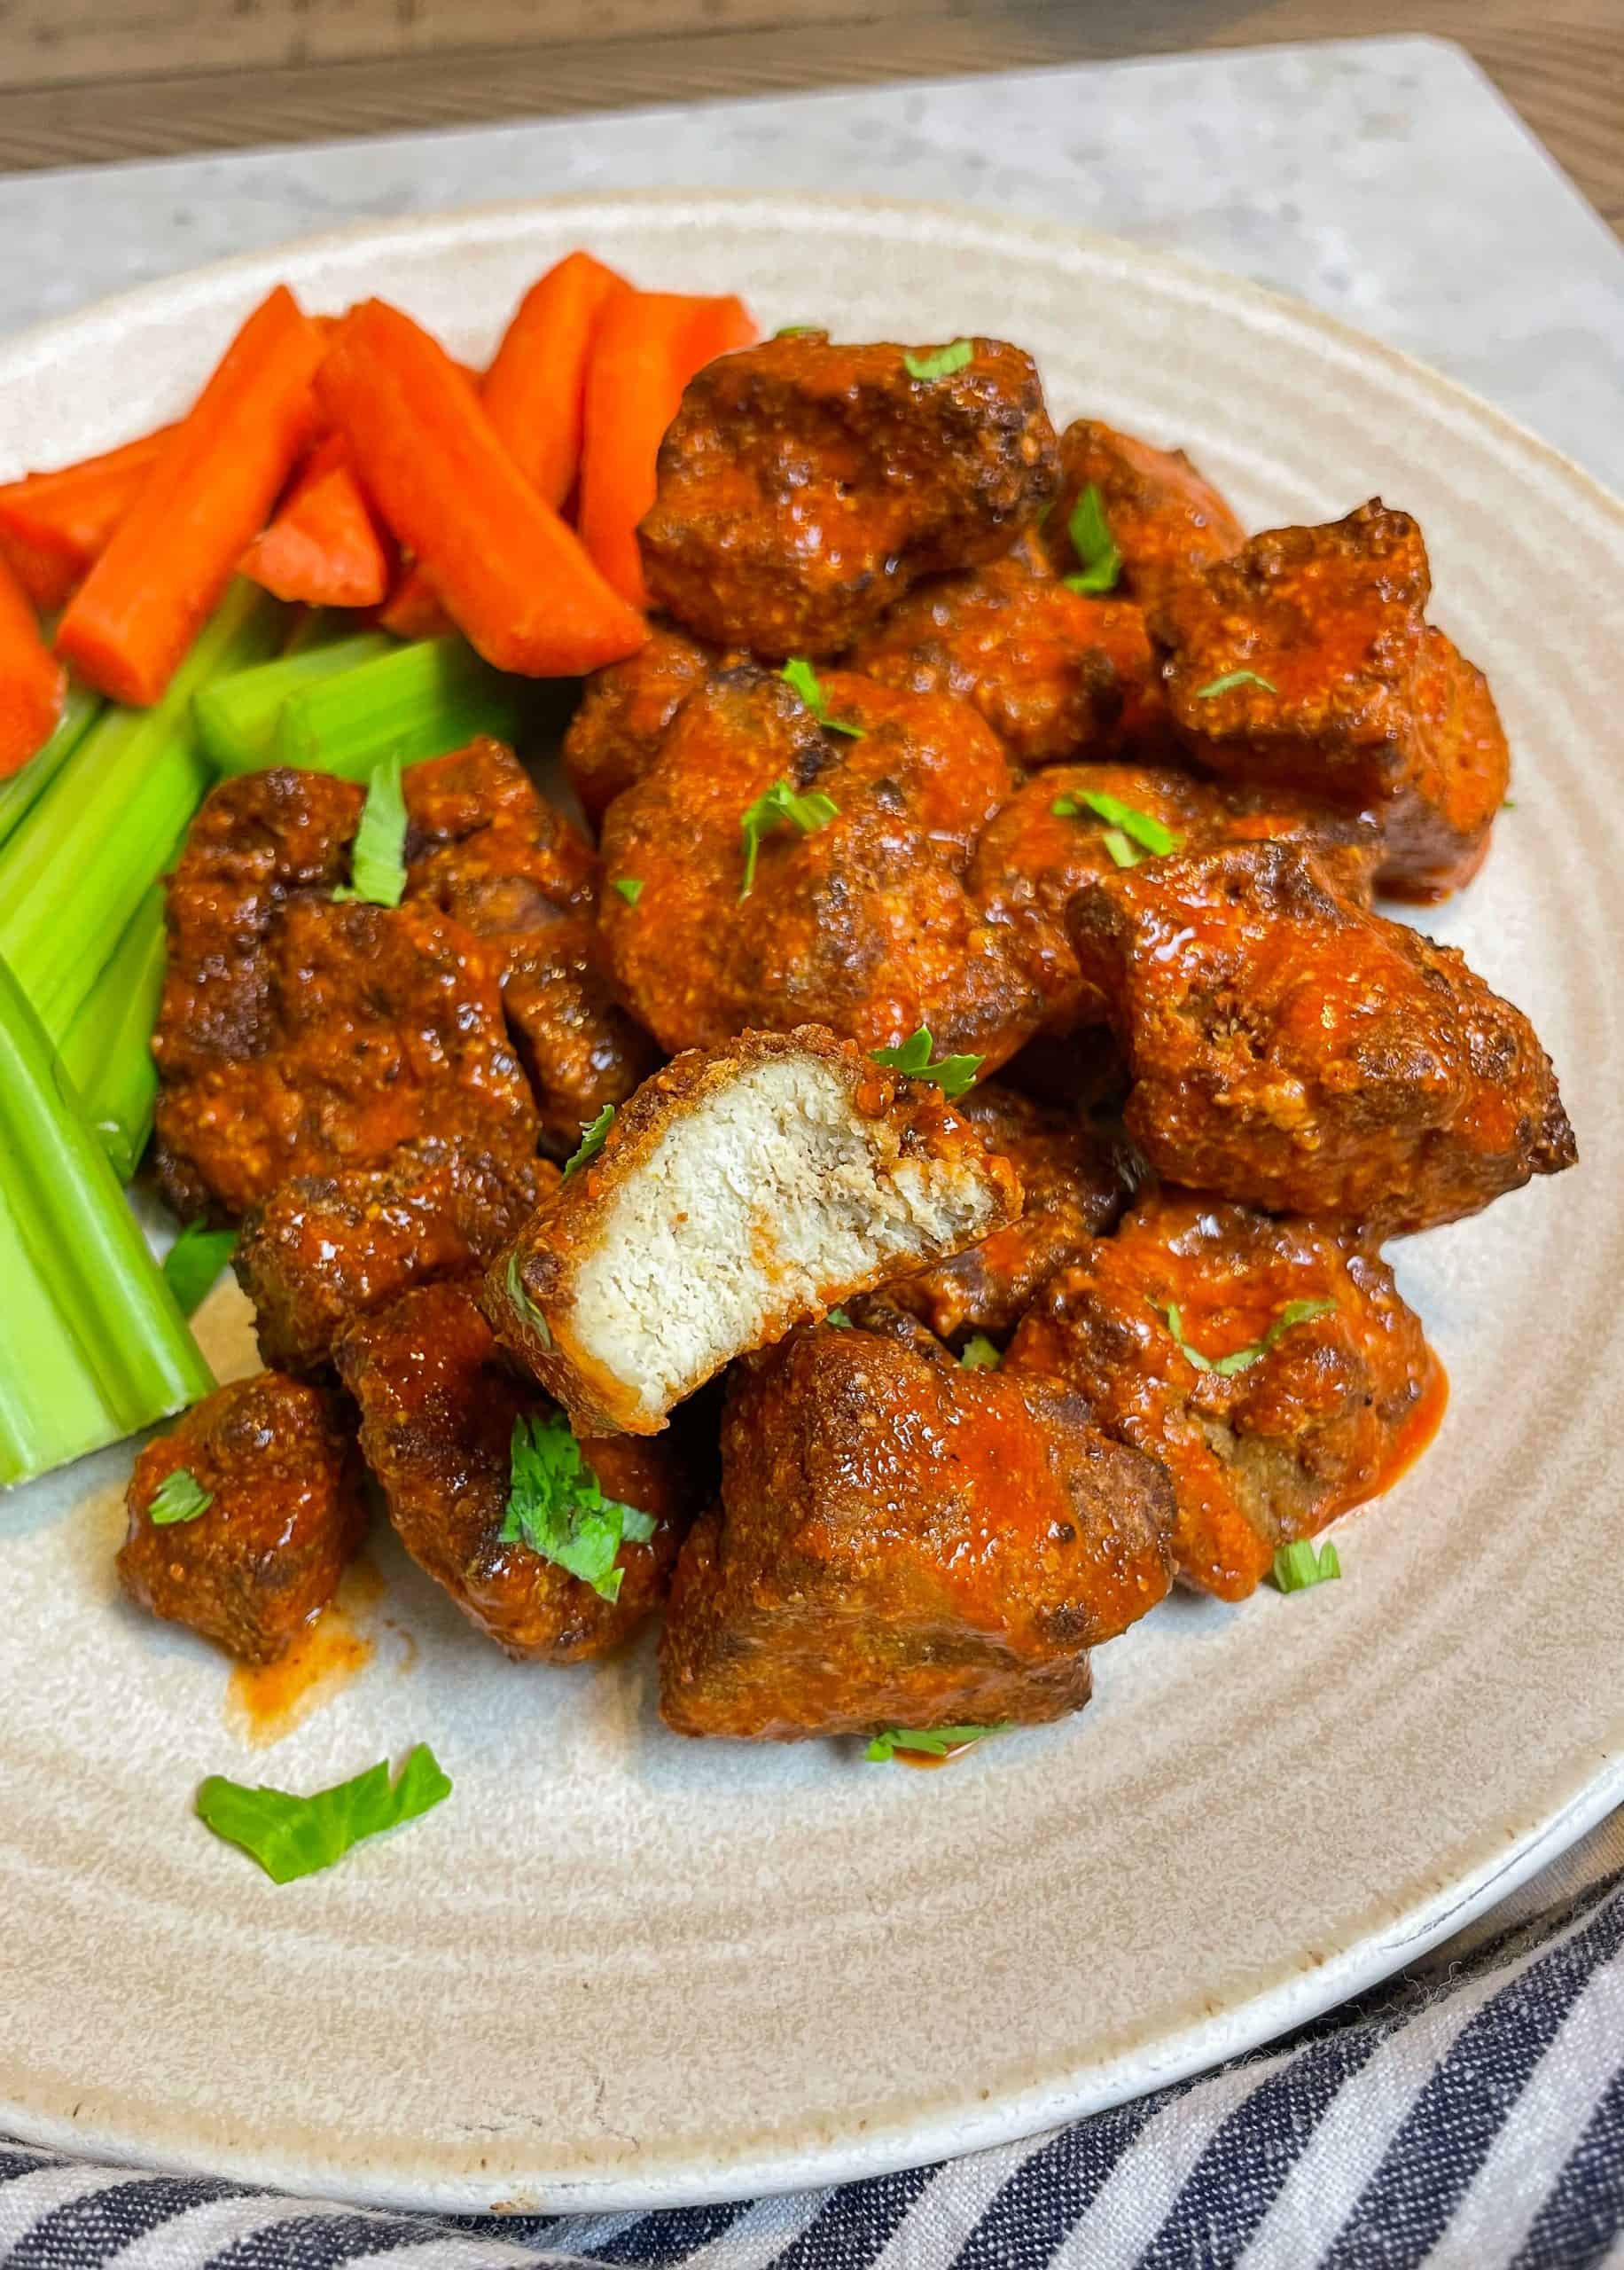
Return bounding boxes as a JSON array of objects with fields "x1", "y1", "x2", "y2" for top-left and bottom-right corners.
[
  {"x1": 738, "y1": 778, "x2": 839, "y2": 899},
  {"x1": 903, "y1": 340, "x2": 974, "y2": 381},
  {"x1": 1502, "y1": 797, "x2": 1517, "y2": 811},
  {"x1": 160, "y1": 1222, "x2": 238, "y2": 1319},
  {"x1": 500, "y1": 1411, "x2": 656, "y2": 1603},
  {"x1": 612, "y1": 877, "x2": 644, "y2": 906},
  {"x1": 780, "y1": 657, "x2": 864, "y2": 740},
  {"x1": 196, "y1": 1745, "x2": 451, "y2": 1884},
  {"x1": 870, "y1": 1026, "x2": 983, "y2": 1100},
  {"x1": 149, "y1": 1467, "x2": 213, "y2": 1525},
  {"x1": 1051, "y1": 788, "x2": 1182, "y2": 864},
  {"x1": 825, "y1": 1307, "x2": 854, "y2": 1329},
  {"x1": 1150, "y1": 1295, "x2": 1336, "y2": 1377},
  {"x1": 774, "y1": 323, "x2": 822, "y2": 339},
  {"x1": 1194, "y1": 669, "x2": 1277, "y2": 699},
  {"x1": 866, "y1": 1723, "x2": 1009, "y2": 1763},
  {"x1": 332, "y1": 753, "x2": 409, "y2": 907},
  {"x1": 563, "y1": 1104, "x2": 614, "y2": 1179},
  {"x1": 1271, "y1": 1538, "x2": 1342, "y2": 1593},
  {"x1": 504, "y1": 1249, "x2": 551, "y2": 1347},
  {"x1": 1062, "y1": 482, "x2": 1122, "y2": 594},
  {"x1": 1101, "y1": 829, "x2": 1140, "y2": 869},
  {"x1": 959, "y1": 1334, "x2": 1003, "y2": 1371}
]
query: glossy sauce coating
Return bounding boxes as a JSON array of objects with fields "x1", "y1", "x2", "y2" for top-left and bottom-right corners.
[
  {"x1": 1007, "y1": 1191, "x2": 1441, "y2": 1599},
  {"x1": 118, "y1": 1373, "x2": 367, "y2": 1664},
  {"x1": 658, "y1": 1318, "x2": 1175, "y2": 1741},
  {"x1": 561, "y1": 621, "x2": 730, "y2": 825},
  {"x1": 1041, "y1": 418, "x2": 1245, "y2": 614},
  {"x1": 1068, "y1": 840, "x2": 1576, "y2": 1233},
  {"x1": 639, "y1": 333, "x2": 1059, "y2": 655}
]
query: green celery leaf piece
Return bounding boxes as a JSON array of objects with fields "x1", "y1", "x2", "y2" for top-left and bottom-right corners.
[
  {"x1": 866, "y1": 1722, "x2": 1009, "y2": 1762},
  {"x1": 1064, "y1": 482, "x2": 1121, "y2": 594},
  {"x1": 903, "y1": 340, "x2": 974, "y2": 381},
  {"x1": 332, "y1": 754, "x2": 408, "y2": 907},
  {"x1": 161, "y1": 1222, "x2": 239, "y2": 1319},
  {"x1": 959, "y1": 1334, "x2": 1003, "y2": 1371},
  {"x1": 870, "y1": 1025, "x2": 982, "y2": 1100},
  {"x1": 505, "y1": 1249, "x2": 551, "y2": 1346},
  {"x1": 613, "y1": 877, "x2": 644, "y2": 906},
  {"x1": 196, "y1": 1744, "x2": 452, "y2": 1884},
  {"x1": 1270, "y1": 1538, "x2": 1342, "y2": 1593},
  {"x1": 150, "y1": 1466, "x2": 213, "y2": 1525},
  {"x1": 1194, "y1": 669, "x2": 1277, "y2": 698},
  {"x1": 499, "y1": 1410, "x2": 655, "y2": 1602},
  {"x1": 563, "y1": 1104, "x2": 615, "y2": 1179},
  {"x1": 738, "y1": 777, "x2": 840, "y2": 898}
]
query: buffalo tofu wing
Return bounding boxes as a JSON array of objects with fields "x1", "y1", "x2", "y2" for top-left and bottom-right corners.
[
  {"x1": 119, "y1": 1374, "x2": 366, "y2": 1663},
  {"x1": 336, "y1": 1280, "x2": 688, "y2": 1662},
  {"x1": 561, "y1": 622, "x2": 729, "y2": 826},
  {"x1": 1007, "y1": 1193, "x2": 1438, "y2": 1599},
  {"x1": 658, "y1": 1316, "x2": 1175, "y2": 1741},
  {"x1": 639, "y1": 333, "x2": 1059, "y2": 655},
  {"x1": 486, "y1": 1027, "x2": 1023, "y2": 1436},
  {"x1": 1069, "y1": 841, "x2": 1575, "y2": 1233},
  {"x1": 1042, "y1": 419, "x2": 1245, "y2": 614}
]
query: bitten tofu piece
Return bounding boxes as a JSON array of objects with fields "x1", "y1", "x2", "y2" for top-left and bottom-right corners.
[
  {"x1": 561, "y1": 622, "x2": 730, "y2": 826},
  {"x1": 486, "y1": 1027, "x2": 1024, "y2": 1436},
  {"x1": 1006, "y1": 1193, "x2": 1440, "y2": 1600},
  {"x1": 236, "y1": 1134, "x2": 555, "y2": 1376},
  {"x1": 1040, "y1": 418, "x2": 1245, "y2": 615},
  {"x1": 1069, "y1": 841, "x2": 1576, "y2": 1235},
  {"x1": 639, "y1": 333, "x2": 1059, "y2": 655},
  {"x1": 658, "y1": 1315, "x2": 1175, "y2": 1741},
  {"x1": 882, "y1": 1083, "x2": 1132, "y2": 1342},
  {"x1": 118, "y1": 1374, "x2": 366, "y2": 1664},
  {"x1": 1152, "y1": 501, "x2": 1509, "y2": 899},
  {"x1": 336, "y1": 1280, "x2": 688, "y2": 1662}
]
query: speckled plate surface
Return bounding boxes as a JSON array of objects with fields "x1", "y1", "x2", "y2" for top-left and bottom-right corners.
[{"x1": 1, "y1": 193, "x2": 1621, "y2": 2216}]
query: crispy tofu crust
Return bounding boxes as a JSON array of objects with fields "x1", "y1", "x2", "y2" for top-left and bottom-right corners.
[
  {"x1": 484, "y1": 1026, "x2": 1024, "y2": 1436},
  {"x1": 1042, "y1": 418, "x2": 1245, "y2": 614}
]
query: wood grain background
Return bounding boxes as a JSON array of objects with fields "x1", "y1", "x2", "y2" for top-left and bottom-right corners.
[{"x1": 1, "y1": 0, "x2": 1619, "y2": 233}]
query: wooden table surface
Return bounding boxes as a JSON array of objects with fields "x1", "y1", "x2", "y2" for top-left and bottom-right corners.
[{"x1": 2, "y1": 0, "x2": 1619, "y2": 237}]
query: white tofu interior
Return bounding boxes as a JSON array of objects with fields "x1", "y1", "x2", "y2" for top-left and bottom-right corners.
[{"x1": 569, "y1": 1054, "x2": 999, "y2": 1421}]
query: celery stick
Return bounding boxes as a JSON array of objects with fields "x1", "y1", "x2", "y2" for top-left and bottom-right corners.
[
  {"x1": 195, "y1": 631, "x2": 394, "y2": 774},
  {"x1": 0, "y1": 684, "x2": 99, "y2": 855},
  {"x1": 0, "y1": 951, "x2": 213, "y2": 1486},
  {"x1": 59, "y1": 880, "x2": 167, "y2": 1185},
  {"x1": 274, "y1": 635, "x2": 528, "y2": 779},
  {"x1": 0, "y1": 580, "x2": 285, "y2": 1044}
]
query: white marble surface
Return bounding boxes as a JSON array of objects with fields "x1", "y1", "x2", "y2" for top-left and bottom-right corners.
[{"x1": 1, "y1": 34, "x2": 1621, "y2": 492}]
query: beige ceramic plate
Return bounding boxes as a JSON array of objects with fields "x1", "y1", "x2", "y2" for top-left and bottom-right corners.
[{"x1": 2, "y1": 193, "x2": 1621, "y2": 2216}]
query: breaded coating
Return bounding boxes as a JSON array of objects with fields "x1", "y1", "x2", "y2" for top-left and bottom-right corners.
[
  {"x1": 847, "y1": 543, "x2": 1167, "y2": 768},
  {"x1": 1069, "y1": 841, "x2": 1576, "y2": 1234},
  {"x1": 601, "y1": 663, "x2": 1043, "y2": 1066},
  {"x1": 562, "y1": 622, "x2": 727, "y2": 826},
  {"x1": 1042, "y1": 418, "x2": 1245, "y2": 614},
  {"x1": 1152, "y1": 501, "x2": 1509, "y2": 899},
  {"x1": 882, "y1": 1083, "x2": 1132, "y2": 1340},
  {"x1": 1006, "y1": 1193, "x2": 1439, "y2": 1600},
  {"x1": 486, "y1": 1027, "x2": 1024, "y2": 1436},
  {"x1": 405, "y1": 740, "x2": 659, "y2": 1154},
  {"x1": 972, "y1": 762, "x2": 1381, "y2": 1036},
  {"x1": 639, "y1": 334, "x2": 1059, "y2": 655},
  {"x1": 336, "y1": 1280, "x2": 687, "y2": 1662},
  {"x1": 658, "y1": 1318, "x2": 1175, "y2": 1741},
  {"x1": 236, "y1": 1134, "x2": 554, "y2": 1376},
  {"x1": 118, "y1": 1374, "x2": 366, "y2": 1664}
]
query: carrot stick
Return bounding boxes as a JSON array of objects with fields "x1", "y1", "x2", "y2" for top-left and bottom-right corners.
[
  {"x1": 316, "y1": 298, "x2": 647, "y2": 678},
  {"x1": 483, "y1": 251, "x2": 630, "y2": 511},
  {"x1": 0, "y1": 546, "x2": 66, "y2": 778},
  {"x1": 378, "y1": 561, "x2": 452, "y2": 641},
  {"x1": 0, "y1": 426, "x2": 177, "y2": 614},
  {"x1": 578, "y1": 290, "x2": 757, "y2": 607},
  {"x1": 239, "y1": 431, "x2": 396, "y2": 608},
  {"x1": 56, "y1": 286, "x2": 325, "y2": 706}
]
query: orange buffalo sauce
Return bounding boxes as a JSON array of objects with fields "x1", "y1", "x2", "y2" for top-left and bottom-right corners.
[
  {"x1": 224, "y1": 1558, "x2": 384, "y2": 1747},
  {"x1": 1350, "y1": 1346, "x2": 1449, "y2": 1509}
]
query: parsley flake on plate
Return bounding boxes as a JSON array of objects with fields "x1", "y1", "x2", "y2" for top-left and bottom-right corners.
[
  {"x1": 1150, "y1": 1295, "x2": 1336, "y2": 1377},
  {"x1": 903, "y1": 340, "x2": 974, "y2": 381},
  {"x1": 500, "y1": 1411, "x2": 656, "y2": 1604},
  {"x1": 1271, "y1": 1538, "x2": 1342, "y2": 1593},
  {"x1": 613, "y1": 877, "x2": 644, "y2": 906},
  {"x1": 332, "y1": 753, "x2": 409, "y2": 907},
  {"x1": 149, "y1": 1467, "x2": 213, "y2": 1526},
  {"x1": 563, "y1": 1104, "x2": 615, "y2": 1179},
  {"x1": 959, "y1": 1334, "x2": 1003, "y2": 1371},
  {"x1": 1062, "y1": 482, "x2": 1122, "y2": 595},
  {"x1": 871, "y1": 1026, "x2": 983, "y2": 1100},
  {"x1": 1051, "y1": 788, "x2": 1182, "y2": 863},
  {"x1": 866, "y1": 1723, "x2": 1009, "y2": 1763},
  {"x1": 160, "y1": 1222, "x2": 238, "y2": 1319},
  {"x1": 1193, "y1": 669, "x2": 1277, "y2": 699},
  {"x1": 780, "y1": 656, "x2": 864, "y2": 740},
  {"x1": 196, "y1": 1744, "x2": 451, "y2": 1884},
  {"x1": 738, "y1": 778, "x2": 840, "y2": 899},
  {"x1": 505, "y1": 1250, "x2": 551, "y2": 1347}
]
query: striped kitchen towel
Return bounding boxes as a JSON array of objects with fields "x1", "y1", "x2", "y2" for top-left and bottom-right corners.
[{"x1": 5, "y1": 1817, "x2": 1622, "y2": 2270}]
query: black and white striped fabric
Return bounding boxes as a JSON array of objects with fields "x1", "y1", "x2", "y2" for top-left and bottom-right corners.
[{"x1": 6, "y1": 1827, "x2": 1622, "y2": 2270}]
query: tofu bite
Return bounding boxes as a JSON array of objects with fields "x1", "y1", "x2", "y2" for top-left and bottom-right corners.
[
  {"x1": 236, "y1": 1133, "x2": 554, "y2": 1376},
  {"x1": 1068, "y1": 841, "x2": 1575, "y2": 1234},
  {"x1": 1152, "y1": 501, "x2": 1509, "y2": 899},
  {"x1": 1041, "y1": 418, "x2": 1245, "y2": 614},
  {"x1": 1006, "y1": 1193, "x2": 1440, "y2": 1600},
  {"x1": 561, "y1": 622, "x2": 729, "y2": 826},
  {"x1": 639, "y1": 333, "x2": 1059, "y2": 655},
  {"x1": 881, "y1": 1082, "x2": 1132, "y2": 1342},
  {"x1": 658, "y1": 1314, "x2": 1175, "y2": 1741},
  {"x1": 118, "y1": 1374, "x2": 366, "y2": 1664},
  {"x1": 336, "y1": 1280, "x2": 688, "y2": 1662},
  {"x1": 486, "y1": 1028, "x2": 1024, "y2": 1436}
]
